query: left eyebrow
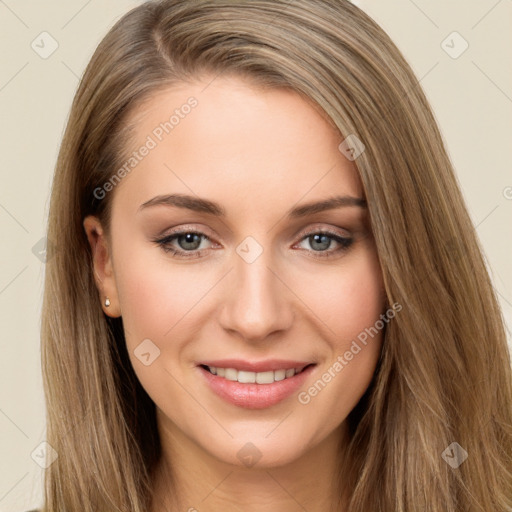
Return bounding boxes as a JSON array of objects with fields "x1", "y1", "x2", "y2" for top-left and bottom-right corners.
[
  {"x1": 137, "y1": 193, "x2": 367, "y2": 217},
  {"x1": 287, "y1": 195, "x2": 367, "y2": 218}
]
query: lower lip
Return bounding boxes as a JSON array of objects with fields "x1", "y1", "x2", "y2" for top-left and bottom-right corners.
[{"x1": 198, "y1": 364, "x2": 316, "y2": 409}]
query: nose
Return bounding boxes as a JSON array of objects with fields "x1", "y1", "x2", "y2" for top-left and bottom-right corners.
[{"x1": 218, "y1": 247, "x2": 294, "y2": 343}]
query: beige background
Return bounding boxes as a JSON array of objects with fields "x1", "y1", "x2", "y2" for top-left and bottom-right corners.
[{"x1": 0, "y1": 1, "x2": 510, "y2": 510}]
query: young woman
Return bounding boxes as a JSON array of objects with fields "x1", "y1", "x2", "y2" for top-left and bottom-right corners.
[{"x1": 38, "y1": 0, "x2": 512, "y2": 511}]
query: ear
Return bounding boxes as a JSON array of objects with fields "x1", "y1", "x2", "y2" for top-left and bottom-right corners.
[{"x1": 83, "y1": 215, "x2": 121, "y2": 318}]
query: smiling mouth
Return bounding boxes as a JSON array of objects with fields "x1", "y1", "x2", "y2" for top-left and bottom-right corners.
[{"x1": 199, "y1": 364, "x2": 315, "y2": 384}]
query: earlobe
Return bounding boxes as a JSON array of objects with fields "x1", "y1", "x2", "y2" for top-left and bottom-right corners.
[{"x1": 82, "y1": 215, "x2": 121, "y2": 318}]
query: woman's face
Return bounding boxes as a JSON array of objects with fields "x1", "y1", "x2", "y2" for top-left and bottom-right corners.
[{"x1": 84, "y1": 75, "x2": 385, "y2": 468}]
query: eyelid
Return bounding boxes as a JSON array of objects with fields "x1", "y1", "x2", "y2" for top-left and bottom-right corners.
[
  {"x1": 158, "y1": 224, "x2": 217, "y2": 242},
  {"x1": 153, "y1": 222, "x2": 354, "y2": 261},
  {"x1": 293, "y1": 222, "x2": 351, "y2": 240},
  {"x1": 157, "y1": 222, "x2": 351, "y2": 246}
]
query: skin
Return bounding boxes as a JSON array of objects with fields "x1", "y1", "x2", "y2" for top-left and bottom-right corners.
[{"x1": 83, "y1": 75, "x2": 386, "y2": 512}]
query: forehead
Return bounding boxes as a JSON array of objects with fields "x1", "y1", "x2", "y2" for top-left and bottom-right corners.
[{"x1": 110, "y1": 75, "x2": 363, "y2": 219}]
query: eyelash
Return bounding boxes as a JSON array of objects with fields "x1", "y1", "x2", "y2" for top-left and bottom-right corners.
[{"x1": 153, "y1": 228, "x2": 354, "y2": 260}]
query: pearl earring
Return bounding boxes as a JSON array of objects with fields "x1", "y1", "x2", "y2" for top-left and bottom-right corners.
[{"x1": 104, "y1": 297, "x2": 111, "y2": 307}]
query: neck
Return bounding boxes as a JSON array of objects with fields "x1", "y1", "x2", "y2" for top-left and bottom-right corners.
[{"x1": 150, "y1": 413, "x2": 350, "y2": 512}]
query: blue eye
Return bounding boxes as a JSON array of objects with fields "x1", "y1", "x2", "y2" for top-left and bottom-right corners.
[
  {"x1": 155, "y1": 231, "x2": 211, "y2": 259},
  {"x1": 296, "y1": 231, "x2": 353, "y2": 257},
  {"x1": 153, "y1": 229, "x2": 353, "y2": 259}
]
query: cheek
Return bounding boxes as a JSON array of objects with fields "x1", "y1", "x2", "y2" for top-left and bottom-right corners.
[
  {"x1": 112, "y1": 248, "x2": 209, "y2": 405},
  {"x1": 115, "y1": 263, "x2": 170, "y2": 341},
  {"x1": 297, "y1": 247, "x2": 385, "y2": 416},
  {"x1": 307, "y1": 247, "x2": 385, "y2": 345},
  {"x1": 112, "y1": 243, "x2": 202, "y2": 349}
]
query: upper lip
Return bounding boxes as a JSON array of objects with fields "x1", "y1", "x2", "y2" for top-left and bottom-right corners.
[{"x1": 198, "y1": 359, "x2": 315, "y2": 373}]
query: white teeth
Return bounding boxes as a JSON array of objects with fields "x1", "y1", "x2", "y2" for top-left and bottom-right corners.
[
  {"x1": 274, "y1": 369, "x2": 286, "y2": 381},
  {"x1": 256, "y1": 371, "x2": 274, "y2": 384},
  {"x1": 224, "y1": 368, "x2": 238, "y2": 381},
  {"x1": 206, "y1": 366, "x2": 301, "y2": 383},
  {"x1": 237, "y1": 370, "x2": 256, "y2": 383}
]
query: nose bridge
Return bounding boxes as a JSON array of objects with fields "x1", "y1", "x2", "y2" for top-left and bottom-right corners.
[{"x1": 219, "y1": 238, "x2": 293, "y2": 341}]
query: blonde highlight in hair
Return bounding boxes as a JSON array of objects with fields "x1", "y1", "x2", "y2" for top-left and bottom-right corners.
[{"x1": 41, "y1": 1, "x2": 512, "y2": 510}]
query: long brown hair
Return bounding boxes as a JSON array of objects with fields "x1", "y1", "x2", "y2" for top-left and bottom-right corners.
[{"x1": 41, "y1": 1, "x2": 512, "y2": 510}]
